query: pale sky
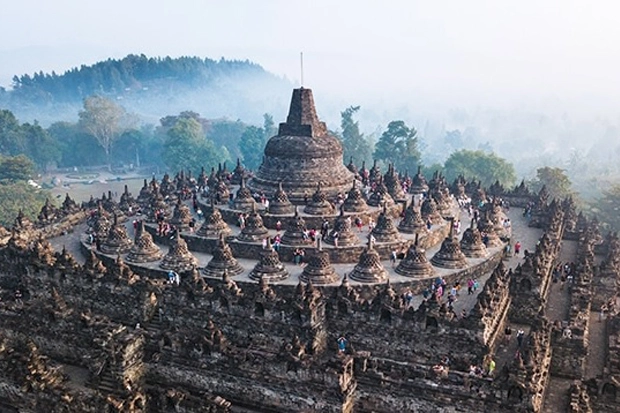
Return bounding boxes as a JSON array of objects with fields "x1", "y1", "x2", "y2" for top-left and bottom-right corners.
[{"x1": 2, "y1": 0, "x2": 620, "y2": 118}]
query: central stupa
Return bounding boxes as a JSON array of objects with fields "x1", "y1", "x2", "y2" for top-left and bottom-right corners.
[{"x1": 248, "y1": 88, "x2": 354, "y2": 203}]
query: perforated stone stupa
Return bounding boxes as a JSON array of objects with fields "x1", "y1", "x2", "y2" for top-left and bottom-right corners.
[
  {"x1": 398, "y1": 199, "x2": 428, "y2": 235},
  {"x1": 460, "y1": 219, "x2": 489, "y2": 258},
  {"x1": 431, "y1": 220, "x2": 468, "y2": 269},
  {"x1": 342, "y1": 180, "x2": 368, "y2": 213},
  {"x1": 268, "y1": 182, "x2": 295, "y2": 215},
  {"x1": 395, "y1": 234, "x2": 434, "y2": 278},
  {"x1": 325, "y1": 209, "x2": 359, "y2": 247},
  {"x1": 349, "y1": 239, "x2": 389, "y2": 283},
  {"x1": 281, "y1": 208, "x2": 309, "y2": 246},
  {"x1": 159, "y1": 231, "x2": 198, "y2": 272},
  {"x1": 203, "y1": 234, "x2": 244, "y2": 278},
  {"x1": 232, "y1": 178, "x2": 256, "y2": 212},
  {"x1": 371, "y1": 206, "x2": 401, "y2": 243},
  {"x1": 237, "y1": 204, "x2": 269, "y2": 242},
  {"x1": 300, "y1": 249, "x2": 339, "y2": 285},
  {"x1": 100, "y1": 214, "x2": 133, "y2": 255},
  {"x1": 196, "y1": 206, "x2": 232, "y2": 238},
  {"x1": 249, "y1": 242, "x2": 289, "y2": 283},
  {"x1": 126, "y1": 221, "x2": 163, "y2": 263},
  {"x1": 248, "y1": 88, "x2": 354, "y2": 203}
]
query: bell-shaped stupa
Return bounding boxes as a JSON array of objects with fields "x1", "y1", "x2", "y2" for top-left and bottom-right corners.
[
  {"x1": 232, "y1": 178, "x2": 256, "y2": 212},
  {"x1": 159, "y1": 231, "x2": 198, "y2": 272},
  {"x1": 398, "y1": 199, "x2": 428, "y2": 235},
  {"x1": 304, "y1": 182, "x2": 335, "y2": 215},
  {"x1": 395, "y1": 234, "x2": 434, "y2": 278},
  {"x1": 196, "y1": 205, "x2": 232, "y2": 238},
  {"x1": 126, "y1": 221, "x2": 163, "y2": 263},
  {"x1": 248, "y1": 88, "x2": 354, "y2": 203},
  {"x1": 371, "y1": 206, "x2": 401, "y2": 243},
  {"x1": 325, "y1": 208, "x2": 359, "y2": 247},
  {"x1": 249, "y1": 240, "x2": 289, "y2": 282},
  {"x1": 349, "y1": 238, "x2": 389, "y2": 283},
  {"x1": 237, "y1": 204, "x2": 269, "y2": 242},
  {"x1": 431, "y1": 219, "x2": 468, "y2": 269},
  {"x1": 281, "y1": 207, "x2": 309, "y2": 246},
  {"x1": 342, "y1": 180, "x2": 368, "y2": 213},
  {"x1": 203, "y1": 234, "x2": 244, "y2": 277},
  {"x1": 460, "y1": 219, "x2": 489, "y2": 258},
  {"x1": 268, "y1": 182, "x2": 295, "y2": 215},
  {"x1": 300, "y1": 249, "x2": 339, "y2": 285},
  {"x1": 100, "y1": 214, "x2": 133, "y2": 255}
]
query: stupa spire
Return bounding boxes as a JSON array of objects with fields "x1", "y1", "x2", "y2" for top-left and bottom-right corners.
[{"x1": 278, "y1": 88, "x2": 327, "y2": 137}]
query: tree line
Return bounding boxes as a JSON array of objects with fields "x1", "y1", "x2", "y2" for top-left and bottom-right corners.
[{"x1": 4, "y1": 54, "x2": 268, "y2": 105}]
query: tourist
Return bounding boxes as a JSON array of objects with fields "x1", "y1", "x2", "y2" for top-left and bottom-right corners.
[
  {"x1": 321, "y1": 219, "x2": 329, "y2": 240},
  {"x1": 337, "y1": 336, "x2": 347, "y2": 353},
  {"x1": 516, "y1": 329, "x2": 525, "y2": 347},
  {"x1": 390, "y1": 250, "x2": 397, "y2": 267},
  {"x1": 189, "y1": 218, "x2": 196, "y2": 233},
  {"x1": 293, "y1": 249, "x2": 302, "y2": 265},
  {"x1": 368, "y1": 218, "x2": 375, "y2": 232},
  {"x1": 167, "y1": 270, "x2": 176, "y2": 284},
  {"x1": 275, "y1": 220, "x2": 282, "y2": 232},
  {"x1": 487, "y1": 358, "x2": 496, "y2": 377},
  {"x1": 404, "y1": 290, "x2": 414, "y2": 308},
  {"x1": 355, "y1": 216, "x2": 363, "y2": 232},
  {"x1": 600, "y1": 304, "x2": 607, "y2": 322},
  {"x1": 514, "y1": 241, "x2": 521, "y2": 255},
  {"x1": 238, "y1": 214, "x2": 245, "y2": 229},
  {"x1": 332, "y1": 231, "x2": 339, "y2": 248},
  {"x1": 309, "y1": 228, "x2": 317, "y2": 242},
  {"x1": 504, "y1": 325, "x2": 512, "y2": 344},
  {"x1": 467, "y1": 278, "x2": 474, "y2": 295},
  {"x1": 473, "y1": 279, "x2": 479, "y2": 292}
]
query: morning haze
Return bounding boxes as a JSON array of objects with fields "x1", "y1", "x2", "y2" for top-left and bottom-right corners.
[{"x1": 1, "y1": 0, "x2": 619, "y2": 184}]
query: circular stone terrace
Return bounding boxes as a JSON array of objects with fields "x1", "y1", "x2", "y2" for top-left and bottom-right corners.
[{"x1": 58, "y1": 186, "x2": 512, "y2": 294}]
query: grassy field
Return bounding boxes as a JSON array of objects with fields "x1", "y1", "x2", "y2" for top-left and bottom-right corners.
[{"x1": 48, "y1": 178, "x2": 146, "y2": 204}]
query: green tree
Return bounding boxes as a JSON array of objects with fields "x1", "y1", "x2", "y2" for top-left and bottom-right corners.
[
  {"x1": 0, "y1": 181, "x2": 49, "y2": 226},
  {"x1": 48, "y1": 121, "x2": 105, "y2": 167},
  {"x1": 263, "y1": 113, "x2": 276, "y2": 138},
  {"x1": 20, "y1": 122, "x2": 60, "y2": 171},
  {"x1": 443, "y1": 150, "x2": 516, "y2": 188},
  {"x1": 238, "y1": 126, "x2": 266, "y2": 170},
  {"x1": 594, "y1": 184, "x2": 620, "y2": 232},
  {"x1": 0, "y1": 155, "x2": 35, "y2": 182},
  {"x1": 530, "y1": 166, "x2": 573, "y2": 200},
  {"x1": 162, "y1": 118, "x2": 223, "y2": 174},
  {"x1": 374, "y1": 120, "x2": 421, "y2": 173},
  {"x1": 206, "y1": 119, "x2": 248, "y2": 162},
  {"x1": 78, "y1": 95, "x2": 135, "y2": 170},
  {"x1": 339, "y1": 106, "x2": 373, "y2": 165},
  {"x1": 0, "y1": 109, "x2": 23, "y2": 155}
]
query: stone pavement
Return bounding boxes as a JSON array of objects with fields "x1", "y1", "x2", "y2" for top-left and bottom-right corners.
[{"x1": 541, "y1": 238, "x2": 578, "y2": 413}]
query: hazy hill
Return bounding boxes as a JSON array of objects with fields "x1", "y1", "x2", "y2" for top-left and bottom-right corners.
[{"x1": 0, "y1": 54, "x2": 292, "y2": 125}]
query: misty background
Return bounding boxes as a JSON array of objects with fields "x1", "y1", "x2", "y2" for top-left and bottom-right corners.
[{"x1": 1, "y1": 0, "x2": 620, "y2": 198}]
